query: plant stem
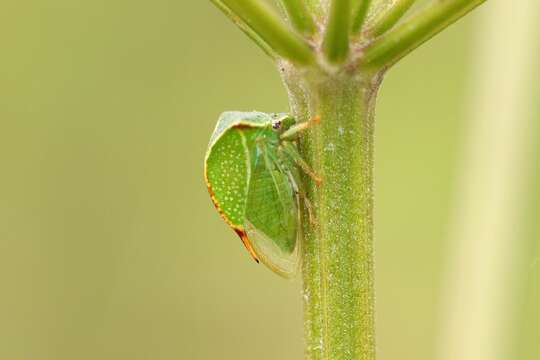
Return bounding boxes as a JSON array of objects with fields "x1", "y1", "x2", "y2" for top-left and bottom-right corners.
[
  {"x1": 351, "y1": 0, "x2": 373, "y2": 34},
  {"x1": 210, "y1": 1, "x2": 486, "y2": 359},
  {"x1": 302, "y1": 0, "x2": 325, "y2": 21},
  {"x1": 278, "y1": 0, "x2": 317, "y2": 36},
  {"x1": 210, "y1": 0, "x2": 277, "y2": 59},
  {"x1": 362, "y1": 0, "x2": 486, "y2": 70},
  {"x1": 219, "y1": 0, "x2": 315, "y2": 64},
  {"x1": 367, "y1": 0, "x2": 416, "y2": 37},
  {"x1": 323, "y1": 0, "x2": 352, "y2": 64},
  {"x1": 282, "y1": 66, "x2": 381, "y2": 360}
]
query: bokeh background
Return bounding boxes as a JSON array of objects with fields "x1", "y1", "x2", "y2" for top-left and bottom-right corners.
[{"x1": 1, "y1": 1, "x2": 538, "y2": 360}]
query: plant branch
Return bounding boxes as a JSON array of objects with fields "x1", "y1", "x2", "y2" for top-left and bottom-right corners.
[
  {"x1": 367, "y1": 0, "x2": 416, "y2": 37},
  {"x1": 278, "y1": 0, "x2": 317, "y2": 36},
  {"x1": 351, "y1": 0, "x2": 373, "y2": 34},
  {"x1": 218, "y1": 0, "x2": 315, "y2": 65},
  {"x1": 210, "y1": 0, "x2": 277, "y2": 59},
  {"x1": 210, "y1": 1, "x2": 487, "y2": 359},
  {"x1": 362, "y1": 0, "x2": 487, "y2": 70},
  {"x1": 323, "y1": 0, "x2": 352, "y2": 63},
  {"x1": 302, "y1": 0, "x2": 325, "y2": 21}
]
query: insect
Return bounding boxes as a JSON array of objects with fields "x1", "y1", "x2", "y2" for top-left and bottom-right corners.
[{"x1": 204, "y1": 111, "x2": 319, "y2": 277}]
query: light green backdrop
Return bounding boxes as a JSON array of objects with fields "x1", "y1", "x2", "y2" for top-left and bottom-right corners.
[{"x1": 0, "y1": 1, "x2": 537, "y2": 359}]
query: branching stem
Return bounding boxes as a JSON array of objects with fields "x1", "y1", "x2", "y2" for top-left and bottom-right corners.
[
  {"x1": 278, "y1": 0, "x2": 317, "y2": 36},
  {"x1": 220, "y1": 0, "x2": 315, "y2": 64},
  {"x1": 210, "y1": 0, "x2": 277, "y2": 59},
  {"x1": 323, "y1": 0, "x2": 352, "y2": 64},
  {"x1": 210, "y1": 1, "x2": 488, "y2": 359},
  {"x1": 351, "y1": 0, "x2": 373, "y2": 34},
  {"x1": 367, "y1": 0, "x2": 417, "y2": 37},
  {"x1": 362, "y1": 0, "x2": 487, "y2": 69}
]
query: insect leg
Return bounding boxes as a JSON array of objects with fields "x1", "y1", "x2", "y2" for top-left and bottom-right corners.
[
  {"x1": 283, "y1": 167, "x2": 316, "y2": 225},
  {"x1": 303, "y1": 194, "x2": 316, "y2": 225},
  {"x1": 265, "y1": 148, "x2": 310, "y2": 223},
  {"x1": 257, "y1": 142, "x2": 290, "y2": 211},
  {"x1": 279, "y1": 115, "x2": 320, "y2": 141},
  {"x1": 266, "y1": 145, "x2": 315, "y2": 224},
  {"x1": 280, "y1": 141, "x2": 322, "y2": 186}
]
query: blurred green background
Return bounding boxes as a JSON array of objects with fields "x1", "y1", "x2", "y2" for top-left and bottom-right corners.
[{"x1": 0, "y1": 1, "x2": 538, "y2": 359}]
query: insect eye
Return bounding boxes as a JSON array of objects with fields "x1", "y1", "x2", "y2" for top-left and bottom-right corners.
[{"x1": 272, "y1": 121, "x2": 282, "y2": 130}]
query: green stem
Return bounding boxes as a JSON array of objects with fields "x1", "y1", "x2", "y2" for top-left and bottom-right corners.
[
  {"x1": 282, "y1": 66, "x2": 380, "y2": 360},
  {"x1": 210, "y1": 0, "x2": 277, "y2": 59},
  {"x1": 362, "y1": 0, "x2": 487, "y2": 69},
  {"x1": 367, "y1": 0, "x2": 416, "y2": 37},
  {"x1": 278, "y1": 0, "x2": 317, "y2": 36},
  {"x1": 323, "y1": 0, "x2": 352, "y2": 64},
  {"x1": 219, "y1": 0, "x2": 315, "y2": 64},
  {"x1": 351, "y1": 0, "x2": 373, "y2": 34},
  {"x1": 211, "y1": 1, "x2": 486, "y2": 359},
  {"x1": 303, "y1": 0, "x2": 326, "y2": 21}
]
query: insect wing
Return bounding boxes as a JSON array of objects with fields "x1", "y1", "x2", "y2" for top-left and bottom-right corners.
[{"x1": 244, "y1": 152, "x2": 299, "y2": 277}]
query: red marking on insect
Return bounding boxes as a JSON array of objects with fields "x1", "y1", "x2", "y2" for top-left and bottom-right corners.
[
  {"x1": 233, "y1": 228, "x2": 260, "y2": 263},
  {"x1": 205, "y1": 177, "x2": 260, "y2": 264}
]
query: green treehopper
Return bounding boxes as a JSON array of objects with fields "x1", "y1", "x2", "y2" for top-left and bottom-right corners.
[{"x1": 204, "y1": 111, "x2": 319, "y2": 277}]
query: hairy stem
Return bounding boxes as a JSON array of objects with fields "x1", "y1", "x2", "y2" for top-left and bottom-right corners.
[
  {"x1": 282, "y1": 66, "x2": 381, "y2": 360},
  {"x1": 219, "y1": 0, "x2": 315, "y2": 64},
  {"x1": 362, "y1": 0, "x2": 486, "y2": 69},
  {"x1": 323, "y1": 0, "x2": 352, "y2": 63},
  {"x1": 351, "y1": 0, "x2": 373, "y2": 34},
  {"x1": 278, "y1": 0, "x2": 317, "y2": 36},
  {"x1": 301, "y1": 0, "x2": 327, "y2": 21},
  {"x1": 210, "y1": 1, "x2": 487, "y2": 359},
  {"x1": 367, "y1": 0, "x2": 416, "y2": 37},
  {"x1": 210, "y1": 0, "x2": 277, "y2": 58}
]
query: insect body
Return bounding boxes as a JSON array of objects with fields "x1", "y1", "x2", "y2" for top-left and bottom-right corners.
[{"x1": 204, "y1": 111, "x2": 316, "y2": 277}]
